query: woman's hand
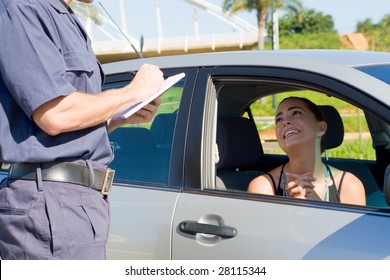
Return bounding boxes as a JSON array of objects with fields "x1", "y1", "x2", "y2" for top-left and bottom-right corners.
[{"x1": 285, "y1": 172, "x2": 320, "y2": 200}]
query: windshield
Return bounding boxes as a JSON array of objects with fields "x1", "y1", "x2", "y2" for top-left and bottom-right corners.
[{"x1": 356, "y1": 65, "x2": 390, "y2": 85}]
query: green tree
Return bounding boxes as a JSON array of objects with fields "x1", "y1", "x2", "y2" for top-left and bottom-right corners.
[
  {"x1": 273, "y1": 7, "x2": 339, "y2": 50},
  {"x1": 357, "y1": 15, "x2": 390, "y2": 51},
  {"x1": 223, "y1": 0, "x2": 303, "y2": 50},
  {"x1": 356, "y1": 19, "x2": 376, "y2": 34},
  {"x1": 279, "y1": 8, "x2": 336, "y2": 36}
]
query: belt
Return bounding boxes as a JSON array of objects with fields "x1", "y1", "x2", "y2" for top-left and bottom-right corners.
[{"x1": 8, "y1": 162, "x2": 115, "y2": 195}]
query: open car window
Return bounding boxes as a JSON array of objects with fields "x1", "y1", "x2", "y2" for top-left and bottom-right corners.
[
  {"x1": 212, "y1": 77, "x2": 388, "y2": 209},
  {"x1": 253, "y1": 92, "x2": 375, "y2": 161}
]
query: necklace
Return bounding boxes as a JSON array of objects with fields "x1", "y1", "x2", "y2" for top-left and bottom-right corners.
[
  {"x1": 281, "y1": 164, "x2": 332, "y2": 201},
  {"x1": 322, "y1": 165, "x2": 331, "y2": 201}
]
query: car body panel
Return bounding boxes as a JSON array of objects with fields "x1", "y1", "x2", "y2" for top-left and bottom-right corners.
[
  {"x1": 106, "y1": 185, "x2": 180, "y2": 259},
  {"x1": 91, "y1": 51, "x2": 390, "y2": 259},
  {"x1": 172, "y1": 192, "x2": 390, "y2": 259}
]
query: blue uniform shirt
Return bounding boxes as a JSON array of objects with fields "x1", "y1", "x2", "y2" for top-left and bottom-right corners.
[{"x1": 0, "y1": 0, "x2": 113, "y2": 164}]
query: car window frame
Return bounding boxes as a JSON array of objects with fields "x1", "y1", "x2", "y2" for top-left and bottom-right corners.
[
  {"x1": 103, "y1": 67, "x2": 198, "y2": 190},
  {"x1": 183, "y1": 66, "x2": 390, "y2": 214}
]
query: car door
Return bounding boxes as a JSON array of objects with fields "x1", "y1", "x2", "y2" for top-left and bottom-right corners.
[
  {"x1": 105, "y1": 68, "x2": 197, "y2": 259},
  {"x1": 171, "y1": 67, "x2": 390, "y2": 259}
]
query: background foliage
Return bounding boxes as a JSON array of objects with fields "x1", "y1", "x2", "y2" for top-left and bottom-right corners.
[
  {"x1": 356, "y1": 15, "x2": 390, "y2": 52},
  {"x1": 221, "y1": 0, "x2": 390, "y2": 52}
]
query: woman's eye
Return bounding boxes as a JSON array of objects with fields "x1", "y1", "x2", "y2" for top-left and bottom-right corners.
[{"x1": 292, "y1": 110, "x2": 302, "y2": 116}]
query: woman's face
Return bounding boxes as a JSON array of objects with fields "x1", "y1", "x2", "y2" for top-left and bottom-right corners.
[{"x1": 275, "y1": 98, "x2": 326, "y2": 153}]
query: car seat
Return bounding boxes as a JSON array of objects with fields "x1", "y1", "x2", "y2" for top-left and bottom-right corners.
[
  {"x1": 150, "y1": 112, "x2": 177, "y2": 148},
  {"x1": 216, "y1": 117, "x2": 264, "y2": 190},
  {"x1": 319, "y1": 105, "x2": 387, "y2": 207}
]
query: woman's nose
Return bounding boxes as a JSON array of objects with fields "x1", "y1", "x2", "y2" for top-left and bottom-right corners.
[{"x1": 282, "y1": 119, "x2": 291, "y2": 126}]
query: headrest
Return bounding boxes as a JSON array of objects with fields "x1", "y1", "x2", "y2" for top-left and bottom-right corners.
[
  {"x1": 150, "y1": 113, "x2": 177, "y2": 145},
  {"x1": 216, "y1": 117, "x2": 261, "y2": 169},
  {"x1": 319, "y1": 105, "x2": 344, "y2": 149}
]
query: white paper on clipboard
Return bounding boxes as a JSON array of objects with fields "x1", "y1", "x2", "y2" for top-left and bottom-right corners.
[{"x1": 113, "y1": 72, "x2": 185, "y2": 119}]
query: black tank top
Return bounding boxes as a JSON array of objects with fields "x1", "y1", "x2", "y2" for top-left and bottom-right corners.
[{"x1": 266, "y1": 164, "x2": 345, "y2": 203}]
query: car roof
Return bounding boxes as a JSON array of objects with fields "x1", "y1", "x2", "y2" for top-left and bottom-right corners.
[
  {"x1": 102, "y1": 50, "x2": 390, "y2": 74},
  {"x1": 102, "y1": 50, "x2": 390, "y2": 106}
]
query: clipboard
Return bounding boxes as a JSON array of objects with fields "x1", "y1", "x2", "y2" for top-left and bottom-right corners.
[{"x1": 114, "y1": 72, "x2": 185, "y2": 119}]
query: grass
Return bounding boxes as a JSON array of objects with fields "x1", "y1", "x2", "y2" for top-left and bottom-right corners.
[
  {"x1": 264, "y1": 138, "x2": 375, "y2": 160},
  {"x1": 327, "y1": 139, "x2": 375, "y2": 160}
]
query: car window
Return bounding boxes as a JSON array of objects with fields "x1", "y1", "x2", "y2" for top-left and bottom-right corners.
[
  {"x1": 213, "y1": 77, "x2": 388, "y2": 208},
  {"x1": 252, "y1": 92, "x2": 375, "y2": 161},
  {"x1": 0, "y1": 163, "x2": 9, "y2": 172},
  {"x1": 106, "y1": 77, "x2": 184, "y2": 185},
  {"x1": 356, "y1": 65, "x2": 390, "y2": 85},
  {"x1": 252, "y1": 92, "x2": 388, "y2": 208}
]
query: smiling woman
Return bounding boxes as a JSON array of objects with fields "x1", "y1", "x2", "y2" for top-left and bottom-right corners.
[
  {"x1": 253, "y1": 91, "x2": 375, "y2": 159},
  {"x1": 248, "y1": 97, "x2": 366, "y2": 205}
]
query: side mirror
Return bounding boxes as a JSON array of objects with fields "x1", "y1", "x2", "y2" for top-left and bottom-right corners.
[{"x1": 384, "y1": 164, "x2": 390, "y2": 206}]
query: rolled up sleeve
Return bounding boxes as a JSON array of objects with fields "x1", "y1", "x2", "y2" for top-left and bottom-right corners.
[{"x1": 0, "y1": 1, "x2": 76, "y2": 118}]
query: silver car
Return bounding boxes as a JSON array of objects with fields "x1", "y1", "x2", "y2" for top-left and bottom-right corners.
[{"x1": 2, "y1": 50, "x2": 390, "y2": 259}]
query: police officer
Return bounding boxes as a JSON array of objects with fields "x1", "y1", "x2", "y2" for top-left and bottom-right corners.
[{"x1": 0, "y1": 0, "x2": 164, "y2": 259}]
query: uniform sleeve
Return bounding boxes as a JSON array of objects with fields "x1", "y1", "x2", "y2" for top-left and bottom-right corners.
[{"x1": 0, "y1": 2, "x2": 76, "y2": 118}]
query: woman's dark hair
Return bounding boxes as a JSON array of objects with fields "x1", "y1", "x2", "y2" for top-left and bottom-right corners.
[
  {"x1": 279, "y1": 97, "x2": 325, "y2": 122},
  {"x1": 279, "y1": 97, "x2": 327, "y2": 152}
]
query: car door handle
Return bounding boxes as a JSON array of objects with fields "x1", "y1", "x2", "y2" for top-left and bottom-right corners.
[{"x1": 178, "y1": 221, "x2": 237, "y2": 239}]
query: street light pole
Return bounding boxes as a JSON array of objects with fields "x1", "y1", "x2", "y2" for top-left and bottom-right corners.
[
  {"x1": 119, "y1": 0, "x2": 128, "y2": 35},
  {"x1": 155, "y1": 0, "x2": 164, "y2": 39},
  {"x1": 271, "y1": 0, "x2": 279, "y2": 109},
  {"x1": 272, "y1": 0, "x2": 279, "y2": 51},
  {"x1": 193, "y1": 9, "x2": 200, "y2": 40}
]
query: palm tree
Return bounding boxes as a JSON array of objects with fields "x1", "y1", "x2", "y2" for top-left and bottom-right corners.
[{"x1": 223, "y1": 0, "x2": 303, "y2": 50}]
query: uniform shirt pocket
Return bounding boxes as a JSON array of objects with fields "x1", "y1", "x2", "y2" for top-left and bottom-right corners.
[{"x1": 63, "y1": 51, "x2": 101, "y2": 93}]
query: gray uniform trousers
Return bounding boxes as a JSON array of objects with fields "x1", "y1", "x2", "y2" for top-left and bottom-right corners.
[{"x1": 0, "y1": 171, "x2": 110, "y2": 260}]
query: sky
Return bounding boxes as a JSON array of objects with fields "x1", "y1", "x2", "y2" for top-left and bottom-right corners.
[{"x1": 90, "y1": 0, "x2": 390, "y2": 40}]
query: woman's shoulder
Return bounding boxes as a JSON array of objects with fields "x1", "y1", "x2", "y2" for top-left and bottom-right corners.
[
  {"x1": 248, "y1": 165, "x2": 284, "y2": 193},
  {"x1": 267, "y1": 165, "x2": 284, "y2": 180},
  {"x1": 326, "y1": 164, "x2": 355, "y2": 181},
  {"x1": 326, "y1": 164, "x2": 365, "y2": 191},
  {"x1": 326, "y1": 164, "x2": 366, "y2": 205}
]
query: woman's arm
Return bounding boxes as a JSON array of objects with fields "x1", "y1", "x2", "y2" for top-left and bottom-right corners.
[
  {"x1": 339, "y1": 172, "x2": 366, "y2": 206},
  {"x1": 248, "y1": 174, "x2": 276, "y2": 195}
]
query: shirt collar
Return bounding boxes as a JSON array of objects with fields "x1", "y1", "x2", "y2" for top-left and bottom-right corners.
[{"x1": 45, "y1": 0, "x2": 70, "y2": 14}]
